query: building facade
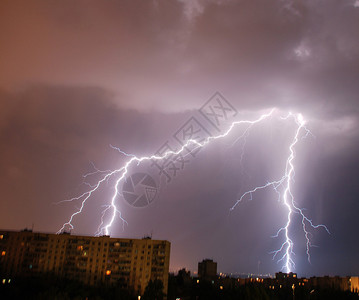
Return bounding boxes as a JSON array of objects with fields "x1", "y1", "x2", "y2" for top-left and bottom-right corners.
[
  {"x1": 198, "y1": 259, "x2": 217, "y2": 281},
  {"x1": 0, "y1": 230, "x2": 170, "y2": 295}
]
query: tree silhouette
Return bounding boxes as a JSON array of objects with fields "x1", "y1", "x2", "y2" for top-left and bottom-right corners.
[{"x1": 142, "y1": 279, "x2": 165, "y2": 300}]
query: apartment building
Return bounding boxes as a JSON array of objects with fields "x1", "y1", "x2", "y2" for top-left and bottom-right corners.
[
  {"x1": 0, "y1": 230, "x2": 170, "y2": 295},
  {"x1": 198, "y1": 259, "x2": 217, "y2": 281}
]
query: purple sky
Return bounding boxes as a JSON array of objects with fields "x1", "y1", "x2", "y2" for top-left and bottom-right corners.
[{"x1": 1, "y1": 0, "x2": 359, "y2": 277}]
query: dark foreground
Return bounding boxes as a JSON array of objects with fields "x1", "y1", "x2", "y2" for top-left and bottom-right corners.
[{"x1": 1, "y1": 274, "x2": 359, "y2": 300}]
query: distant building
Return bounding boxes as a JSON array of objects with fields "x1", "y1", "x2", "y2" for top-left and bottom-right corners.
[
  {"x1": 198, "y1": 259, "x2": 217, "y2": 281},
  {"x1": 269, "y1": 272, "x2": 359, "y2": 293},
  {"x1": 350, "y1": 277, "x2": 359, "y2": 293},
  {"x1": 275, "y1": 271, "x2": 298, "y2": 288},
  {"x1": 0, "y1": 230, "x2": 170, "y2": 296},
  {"x1": 310, "y1": 275, "x2": 350, "y2": 291}
]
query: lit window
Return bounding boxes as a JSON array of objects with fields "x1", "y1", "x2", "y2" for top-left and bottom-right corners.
[
  {"x1": 2, "y1": 279, "x2": 5, "y2": 284},
  {"x1": 106, "y1": 270, "x2": 111, "y2": 276},
  {"x1": 220, "y1": 286, "x2": 223, "y2": 290},
  {"x1": 0, "y1": 235, "x2": 3, "y2": 239},
  {"x1": 77, "y1": 245, "x2": 83, "y2": 251},
  {"x1": 1, "y1": 251, "x2": 5, "y2": 256}
]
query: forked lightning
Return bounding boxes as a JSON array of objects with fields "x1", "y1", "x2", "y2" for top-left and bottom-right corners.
[{"x1": 58, "y1": 109, "x2": 328, "y2": 272}]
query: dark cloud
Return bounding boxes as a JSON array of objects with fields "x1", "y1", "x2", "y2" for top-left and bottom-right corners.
[{"x1": 0, "y1": 0, "x2": 358, "y2": 277}]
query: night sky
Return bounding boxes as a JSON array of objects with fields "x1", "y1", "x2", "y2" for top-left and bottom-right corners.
[{"x1": 1, "y1": 0, "x2": 359, "y2": 278}]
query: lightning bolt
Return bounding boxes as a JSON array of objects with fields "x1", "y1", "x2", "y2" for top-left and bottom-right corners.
[
  {"x1": 58, "y1": 108, "x2": 328, "y2": 271},
  {"x1": 230, "y1": 112, "x2": 329, "y2": 272}
]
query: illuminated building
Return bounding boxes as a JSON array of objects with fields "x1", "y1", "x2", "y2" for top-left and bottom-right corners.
[
  {"x1": 272, "y1": 272, "x2": 359, "y2": 293},
  {"x1": 198, "y1": 259, "x2": 217, "y2": 281},
  {"x1": 350, "y1": 277, "x2": 359, "y2": 293},
  {"x1": 0, "y1": 230, "x2": 170, "y2": 295}
]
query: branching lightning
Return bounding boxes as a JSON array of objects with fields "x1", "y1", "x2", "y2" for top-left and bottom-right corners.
[
  {"x1": 58, "y1": 109, "x2": 328, "y2": 272},
  {"x1": 231, "y1": 112, "x2": 329, "y2": 272}
]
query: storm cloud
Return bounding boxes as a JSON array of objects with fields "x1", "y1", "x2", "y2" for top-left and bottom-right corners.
[{"x1": 0, "y1": 0, "x2": 358, "y2": 277}]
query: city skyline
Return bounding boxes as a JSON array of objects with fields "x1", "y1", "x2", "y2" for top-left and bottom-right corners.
[{"x1": 1, "y1": 0, "x2": 359, "y2": 278}]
